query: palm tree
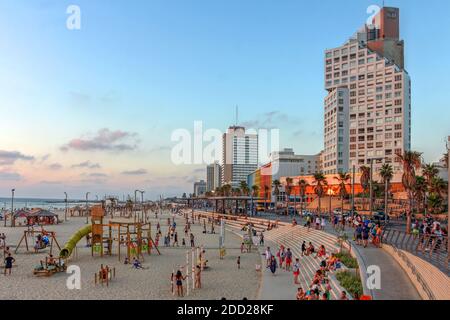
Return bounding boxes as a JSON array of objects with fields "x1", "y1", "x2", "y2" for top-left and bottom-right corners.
[
  {"x1": 430, "y1": 177, "x2": 447, "y2": 197},
  {"x1": 380, "y1": 163, "x2": 394, "y2": 216},
  {"x1": 240, "y1": 181, "x2": 249, "y2": 196},
  {"x1": 251, "y1": 185, "x2": 260, "y2": 197},
  {"x1": 273, "y1": 180, "x2": 281, "y2": 208},
  {"x1": 334, "y1": 172, "x2": 350, "y2": 215},
  {"x1": 312, "y1": 172, "x2": 327, "y2": 215},
  {"x1": 396, "y1": 150, "x2": 422, "y2": 233},
  {"x1": 264, "y1": 185, "x2": 270, "y2": 209},
  {"x1": 413, "y1": 176, "x2": 427, "y2": 214},
  {"x1": 360, "y1": 166, "x2": 371, "y2": 210},
  {"x1": 222, "y1": 184, "x2": 232, "y2": 196},
  {"x1": 428, "y1": 193, "x2": 444, "y2": 214},
  {"x1": 298, "y1": 179, "x2": 309, "y2": 216},
  {"x1": 422, "y1": 163, "x2": 438, "y2": 214},
  {"x1": 285, "y1": 177, "x2": 293, "y2": 215}
]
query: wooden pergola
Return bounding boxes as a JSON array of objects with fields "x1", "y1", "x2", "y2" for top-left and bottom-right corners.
[{"x1": 184, "y1": 196, "x2": 264, "y2": 214}]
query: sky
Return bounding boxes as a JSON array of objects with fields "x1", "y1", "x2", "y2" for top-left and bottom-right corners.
[{"x1": 0, "y1": 0, "x2": 449, "y2": 200}]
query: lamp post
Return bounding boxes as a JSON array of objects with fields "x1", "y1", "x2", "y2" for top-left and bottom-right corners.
[
  {"x1": 351, "y1": 165, "x2": 355, "y2": 217},
  {"x1": 447, "y1": 136, "x2": 449, "y2": 260},
  {"x1": 64, "y1": 192, "x2": 68, "y2": 221},
  {"x1": 85, "y1": 192, "x2": 90, "y2": 224},
  {"x1": 134, "y1": 190, "x2": 139, "y2": 205},
  {"x1": 369, "y1": 157, "x2": 383, "y2": 218},
  {"x1": 8, "y1": 189, "x2": 15, "y2": 227},
  {"x1": 327, "y1": 187, "x2": 333, "y2": 217},
  {"x1": 370, "y1": 160, "x2": 374, "y2": 217}
]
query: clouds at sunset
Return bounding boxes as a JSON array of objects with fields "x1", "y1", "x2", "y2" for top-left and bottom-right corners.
[{"x1": 61, "y1": 128, "x2": 140, "y2": 152}]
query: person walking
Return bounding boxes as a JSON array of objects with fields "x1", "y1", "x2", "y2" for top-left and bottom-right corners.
[
  {"x1": 293, "y1": 258, "x2": 300, "y2": 284},
  {"x1": 269, "y1": 256, "x2": 277, "y2": 275}
]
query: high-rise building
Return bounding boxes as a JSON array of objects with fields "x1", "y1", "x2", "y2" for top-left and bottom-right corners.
[
  {"x1": 324, "y1": 7, "x2": 411, "y2": 174},
  {"x1": 206, "y1": 162, "x2": 221, "y2": 192},
  {"x1": 221, "y1": 126, "x2": 258, "y2": 188},
  {"x1": 193, "y1": 180, "x2": 206, "y2": 196}
]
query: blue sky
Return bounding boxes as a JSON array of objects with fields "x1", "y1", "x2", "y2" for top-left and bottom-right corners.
[{"x1": 0, "y1": 0, "x2": 449, "y2": 199}]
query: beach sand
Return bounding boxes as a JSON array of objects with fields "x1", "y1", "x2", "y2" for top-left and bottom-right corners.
[{"x1": 0, "y1": 210, "x2": 261, "y2": 300}]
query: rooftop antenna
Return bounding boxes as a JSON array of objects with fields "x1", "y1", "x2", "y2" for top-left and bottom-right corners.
[{"x1": 235, "y1": 105, "x2": 239, "y2": 126}]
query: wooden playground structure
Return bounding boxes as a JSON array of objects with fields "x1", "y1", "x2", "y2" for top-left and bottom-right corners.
[
  {"x1": 33, "y1": 256, "x2": 67, "y2": 277},
  {"x1": 15, "y1": 229, "x2": 61, "y2": 255},
  {"x1": 94, "y1": 264, "x2": 116, "y2": 286},
  {"x1": 90, "y1": 206, "x2": 161, "y2": 262}
]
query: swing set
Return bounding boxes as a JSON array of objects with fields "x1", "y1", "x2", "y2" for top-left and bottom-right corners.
[{"x1": 15, "y1": 229, "x2": 61, "y2": 255}]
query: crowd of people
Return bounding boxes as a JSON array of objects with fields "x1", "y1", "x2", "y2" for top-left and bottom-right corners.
[{"x1": 263, "y1": 241, "x2": 349, "y2": 300}]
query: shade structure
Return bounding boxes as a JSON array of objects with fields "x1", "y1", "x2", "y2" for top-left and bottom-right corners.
[
  {"x1": 12, "y1": 209, "x2": 31, "y2": 218},
  {"x1": 27, "y1": 209, "x2": 58, "y2": 218}
]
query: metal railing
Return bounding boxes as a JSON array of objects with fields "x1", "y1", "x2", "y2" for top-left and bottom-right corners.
[
  {"x1": 391, "y1": 245, "x2": 436, "y2": 300},
  {"x1": 382, "y1": 228, "x2": 449, "y2": 275}
]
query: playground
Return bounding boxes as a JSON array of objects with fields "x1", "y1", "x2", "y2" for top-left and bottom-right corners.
[{"x1": 0, "y1": 208, "x2": 260, "y2": 300}]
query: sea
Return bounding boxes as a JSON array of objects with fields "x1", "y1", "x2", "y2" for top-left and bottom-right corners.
[{"x1": 0, "y1": 197, "x2": 99, "y2": 211}]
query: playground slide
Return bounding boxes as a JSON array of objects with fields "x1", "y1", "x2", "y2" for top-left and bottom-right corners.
[{"x1": 59, "y1": 225, "x2": 92, "y2": 258}]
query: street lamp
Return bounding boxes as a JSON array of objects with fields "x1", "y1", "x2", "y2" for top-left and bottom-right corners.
[
  {"x1": 85, "y1": 192, "x2": 90, "y2": 224},
  {"x1": 11, "y1": 189, "x2": 15, "y2": 226},
  {"x1": 369, "y1": 158, "x2": 383, "y2": 217},
  {"x1": 447, "y1": 136, "x2": 450, "y2": 260},
  {"x1": 7, "y1": 189, "x2": 15, "y2": 227},
  {"x1": 64, "y1": 192, "x2": 68, "y2": 221},
  {"x1": 327, "y1": 187, "x2": 333, "y2": 217},
  {"x1": 351, "y1": 165, "x2": 356, "y2": 217}
]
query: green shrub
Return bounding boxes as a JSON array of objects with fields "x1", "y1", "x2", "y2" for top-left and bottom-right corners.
[
  {"x1": 335, "y1": 271, "x2": 363, "y2": 298},
  {"x1": 335, "y1": 251, "x2": 358, "y2": 269}
]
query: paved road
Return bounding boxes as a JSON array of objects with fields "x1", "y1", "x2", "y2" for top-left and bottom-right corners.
[{"x1": 255, "y1": 212, "x2": 422, "y2": 300}]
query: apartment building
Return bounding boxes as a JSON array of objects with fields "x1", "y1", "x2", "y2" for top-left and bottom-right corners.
[{"x1": 324, "y1": 7, "x2": 411, "y2": 174}]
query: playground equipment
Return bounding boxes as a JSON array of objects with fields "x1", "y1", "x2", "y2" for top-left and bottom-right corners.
[
  {"x1": 33, "y1": 256, "x2": 66, "y2": 277},
  {"x1": 59, "y1": 225, "x2": 92, "y2": 258},
  {"x1": 60, "y1": 205, "x2": 161, "y2": 262},
  {"x1": 94, "y1": 264, "x2": 116, "y2": 286},
  {"x1": 15, "y1": 229, "x2": 61, "y2": 255}
]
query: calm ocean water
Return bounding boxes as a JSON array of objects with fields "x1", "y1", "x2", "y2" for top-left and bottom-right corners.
[{"x1": 0, "y1": 197, "x2": 98, "y2": 211}]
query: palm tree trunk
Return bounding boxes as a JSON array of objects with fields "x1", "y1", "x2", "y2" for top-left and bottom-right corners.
[
  {"x1": 406, "y1": 191, "x2": 412, "y2": 234},
  {"x1": 384, "y1": 180, "x2": 388, "y2": 218},
  {"x1": 318, "y1": 197, "x2": 321, "y2": 215}
]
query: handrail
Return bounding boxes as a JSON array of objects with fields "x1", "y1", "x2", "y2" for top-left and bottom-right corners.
[
  {"x1": 391, "y1": 245, "x2": 436, "y2": 300},
  {"x1": 382, "y1": 227, "x2": 449, "y2": 273}
]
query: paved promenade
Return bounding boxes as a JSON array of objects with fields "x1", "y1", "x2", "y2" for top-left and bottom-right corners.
[{"x1": 256, "y1": 212, "x2": 421, "y2": 300}]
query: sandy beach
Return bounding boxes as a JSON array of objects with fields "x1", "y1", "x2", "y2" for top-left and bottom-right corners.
[{"x1": 0, "y1": 210, "x2": 261, "y2": 300}]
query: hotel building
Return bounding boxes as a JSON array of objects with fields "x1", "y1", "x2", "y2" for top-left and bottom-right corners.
[
  {"x1": 206, "y1": 161, "x2": 221, "y2": 192},
  {"x1": 193, "y1": 180, "x2": 207, "y2": 196},
  {"x1": 221, "y1": 126, "x2": 258, "y2": 188},
  {"x1": 324, "y1": 7, "x2": 411, "y2": 174}
]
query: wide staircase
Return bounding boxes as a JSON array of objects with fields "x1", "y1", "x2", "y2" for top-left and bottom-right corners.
[
  {"x1": 192, "y1": 210, "x2": 353, "y2": 300},
  {"x1": 262, "y1": 225, "x2": 350, "y2": 300}
]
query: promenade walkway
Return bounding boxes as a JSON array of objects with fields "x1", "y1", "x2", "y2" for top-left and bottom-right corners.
[
  {"x1": 193, "y1": 209, "x2": 421, "y2": 300},
  {"x1": 256, "y1": 213, "x2": 421, "y2": 300}
]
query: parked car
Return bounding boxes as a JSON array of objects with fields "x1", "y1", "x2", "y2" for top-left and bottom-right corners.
[{"x1": 372, "y1": 211, "x2": 390, "y2": 224}]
